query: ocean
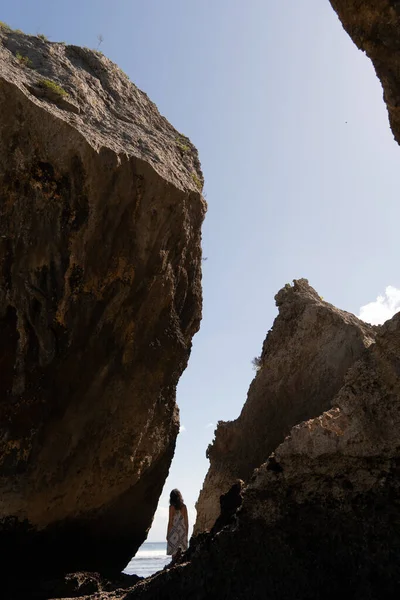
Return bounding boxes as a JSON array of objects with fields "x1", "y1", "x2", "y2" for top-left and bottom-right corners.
[{"x1": 124, "y1": 542, "x2": 170, "y2": 578}]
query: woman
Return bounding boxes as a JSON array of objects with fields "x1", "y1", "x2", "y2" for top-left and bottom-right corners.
[{"x1": 166, "y1": 489, "x2": 188, "y2": 558}]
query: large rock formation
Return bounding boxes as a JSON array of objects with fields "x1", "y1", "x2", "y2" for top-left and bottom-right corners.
[
  {"x1": 329, "y1": 0, "x2": 400, "y2": 145},
  {"x1": 67, "y1": 2, "x2": 400, "y2": 597},
  {"x1": 124, "y1": 301, "x2": 400, "y2": 600},
  {"x1": 0, "y1": 26, "x2": 205, "y2": 582},
  {"x1": 194, "y1": 279, "x2": 375, "y2": 533}
]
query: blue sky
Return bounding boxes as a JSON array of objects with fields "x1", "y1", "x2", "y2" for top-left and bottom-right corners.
[{"x1": 4, "y1": 1, "x2": 400, "y2": 543}]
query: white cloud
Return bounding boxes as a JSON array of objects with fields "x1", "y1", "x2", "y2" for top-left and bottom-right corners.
[
  {"x1": 358, "y1": 286, "x2": 400, "y2": 325},
  {"x1": 205, "y1": 422, "x2": 214, "y2": 429},
  {"x1": 179, "y1": 424, "x2": 186, "y2": 433}
]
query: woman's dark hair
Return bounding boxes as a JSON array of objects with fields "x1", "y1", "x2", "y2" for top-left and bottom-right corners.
[{"x1": 170, "y1": 488, "x2": 184, "y2": 509}]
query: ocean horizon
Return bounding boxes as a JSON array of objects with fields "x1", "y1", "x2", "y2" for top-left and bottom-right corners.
[{"x1": 124, "y1": 542, "x2": 170, "y2": 578}]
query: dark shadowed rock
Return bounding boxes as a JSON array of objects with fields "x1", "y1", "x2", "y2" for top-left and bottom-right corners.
[
  {"x1": 209, "y1": 479, "x2": 244, "y2": 536},
  {"x1": 329, "y1": 0, "x2": 400, "y2": 145},
  {"x1": 120, "y1": 307, "x2": 400, "y2": 600},
  {"x1": 0, "y1": 27, "x2": 206, "y2": 583},
  {"x1": 9, "y1": 571, "x2": 139, "y2": 600},
  {"x1": 194, "y1": 279, "x2": 375, "y2": 533}
]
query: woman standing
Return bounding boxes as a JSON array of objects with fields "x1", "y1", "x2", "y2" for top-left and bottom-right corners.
[{"x1": 166, "y1": 489, "x2": 188, "y2": 558}]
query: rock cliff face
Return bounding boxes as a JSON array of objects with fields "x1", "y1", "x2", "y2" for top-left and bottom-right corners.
[
  {"x1": 0, "y1": 27, "x2": 205, "y2": 581},
  {"x1": 194, "y1": 279, "x2": 375, "y2": 533},
  {"x1": 69, "y1": 2, "x2": 400, "y2": 597},
  {"x1": 125, "y1": 303, "x2": 400, "y2": 600},
  {"x1": 329, "y1": 0, "x2": 400, "y2": 144}
]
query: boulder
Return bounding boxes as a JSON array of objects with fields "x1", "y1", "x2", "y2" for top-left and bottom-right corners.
[
  {"x1": 194, "y1": 279, "x2": 375, "y2": 533},
  {"x1": 0, "y1": 27, "x2": 205, "y2": 580}
]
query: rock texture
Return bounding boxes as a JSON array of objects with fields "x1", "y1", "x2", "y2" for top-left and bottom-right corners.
[
  {"x1": 0, "y1": 26, "x2": 205, "y2": 583},
  {"x1": 122, "y1": 302, "x2": 400, "y2": 600},
  {"x1": 57, "y1": 3, "x2": 400, "y2": 597},
  {"x1": 10, "y1": 571, "x2": 139, "y2": 600},
  {"x1": 329, "y1": 0, "x2": 400, "y2": 144},
  {"x1": 194, "y1": 279, "x2": 375, "y2": 533}
]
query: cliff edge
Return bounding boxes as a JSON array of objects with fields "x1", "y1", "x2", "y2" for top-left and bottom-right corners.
[
  {"x1": 330, "y1": 0, "x2": 400, "y2": 145},
  {"x1": 194, "y1": 279, "x2": 375, "y2": 533}
]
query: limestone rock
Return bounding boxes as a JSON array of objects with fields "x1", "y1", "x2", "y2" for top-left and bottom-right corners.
[
  {"x1": 124, "y1": 304, "x2": 400, "y2": 600},
  {"x1": 0, "y1": 28, "x2": 205, "y2": 581},
  {"x1": 329, "y1": 0, "x2": 400, "y2": 144},
  {"x1": 194, "y1": 279, "x2": 375, "y2": 533}
]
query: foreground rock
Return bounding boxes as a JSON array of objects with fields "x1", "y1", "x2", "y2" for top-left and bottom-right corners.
[
  {"x1": 11, "y1": 572, "x2": 139, "y2": 600},
  {"x1": 329, "y1": 0, "x2": 400, "y2": 144},
  {"x1": 194, "y1": 279, "x2": 375, "y2": 533},
  {"x1": 122, "y1": 304, "x2": 400, "y2": 599},
  {"x1": 0, "y1": 26, "x2": 205, "y2": 584}
]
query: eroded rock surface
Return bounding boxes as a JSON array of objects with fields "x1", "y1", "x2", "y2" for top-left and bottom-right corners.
[
  {"x1": 194, "y1": 279, "x2": 375, "y2": 533},
  {"x1": 329, "y1": 0, "x2": 400, "y2": 144},
  {"x1": 0, "y1": 27, "x2": 205, "y2": 583},
  {"x1": 121, "y1": 303, "x2": 400, "y2": 600}
]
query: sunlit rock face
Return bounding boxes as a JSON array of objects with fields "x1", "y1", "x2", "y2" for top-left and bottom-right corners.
[{"x1": 194, "y1": 279, "x2": 375, "y2": 534}]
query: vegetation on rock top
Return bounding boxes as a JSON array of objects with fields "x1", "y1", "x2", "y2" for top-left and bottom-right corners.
[{"x1": 38, "y1": 78, "x2": 68, "y2": 98}]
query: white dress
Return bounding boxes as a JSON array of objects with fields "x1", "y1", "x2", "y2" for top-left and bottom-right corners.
[{"x1": 167, "y1": 508, "x2": 188, "y2": 556}]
